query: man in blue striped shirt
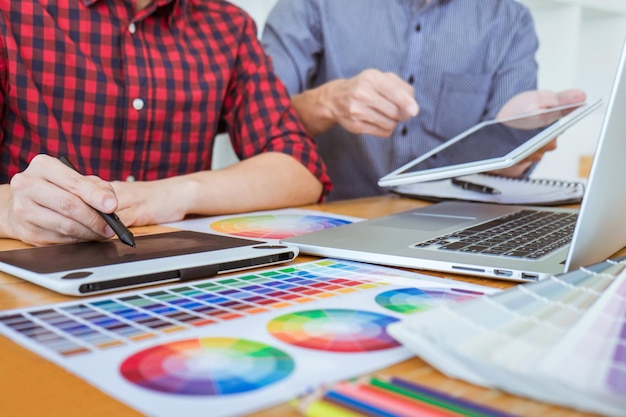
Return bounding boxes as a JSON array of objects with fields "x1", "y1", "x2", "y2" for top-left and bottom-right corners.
[{"x1": 262, "y1": 0, "x2": 586, "y2": 201}]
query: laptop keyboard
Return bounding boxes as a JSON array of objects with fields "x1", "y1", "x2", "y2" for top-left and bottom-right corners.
[{"x1": 414, "y1": 209, "x2": 578, "y2": 259}]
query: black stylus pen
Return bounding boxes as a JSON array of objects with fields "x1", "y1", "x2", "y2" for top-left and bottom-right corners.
[{"x1": 58, "y1": 156, "x2": 136, "y2": 247}]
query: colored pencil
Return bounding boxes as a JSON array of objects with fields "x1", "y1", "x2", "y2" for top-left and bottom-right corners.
[
  {"x1": 371, "y1": 376, "x2": 516, "y2": 417},
  {"x1": 302, "y1": 397, "x2": 365, "y2": 417},
  {"x1": 324, "y1": 388, "x2": 400, "y2": 417},
  {"x1": 334, "y1": 380, "x2": 459, "y2": 417},
  {"x1": 297, "y1": 374, "x2": 518, "y2": 417}
]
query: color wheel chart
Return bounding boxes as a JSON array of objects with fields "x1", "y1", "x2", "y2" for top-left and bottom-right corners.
[
  {"x1": 267, "y1": 309, "x2": 401, "y2": 352},
  {"x1": 120, "y1": 337, "x2": 295, "y2": 395},
  {"x1": 0, "y1": 259, "x2": 491, "y2": 417},
  {"x1": 163, "y1": 208, "x2": 361, "y2": 240},
  {"x1": 375, "y1": 287, "x2": 486, "y2": 314}
]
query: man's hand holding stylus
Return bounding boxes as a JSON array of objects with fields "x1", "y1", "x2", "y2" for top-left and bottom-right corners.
[{"x1": 0, "y1": 154, "x2": 118, "y2": 246}]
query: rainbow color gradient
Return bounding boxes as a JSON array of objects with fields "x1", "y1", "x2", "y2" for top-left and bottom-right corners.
[
  {"x1": 120, "y1": 337, "x2": 294, "y2": 395},
  {"x1": 209, "y1": 214, "x2": 351, "y2": 239},
  {"x1": 375, "y1": 287, "x2": 485, "y2": 314},
  {"x1": 267, "y1": 309, "x2": 400, "y2": 352}
]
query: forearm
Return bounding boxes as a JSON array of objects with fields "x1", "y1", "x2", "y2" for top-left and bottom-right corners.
[{"x1": 175, "y1": 152, "x2": 324, "y2": 216}]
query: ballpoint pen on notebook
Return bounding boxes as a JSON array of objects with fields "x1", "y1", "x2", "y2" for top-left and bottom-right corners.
[
  {"x1": 58, "y1": 156, "x2": 136, "y2": 248},
  {"x1": 451, "y1": 177, "x2": 501, "y2": 195}
]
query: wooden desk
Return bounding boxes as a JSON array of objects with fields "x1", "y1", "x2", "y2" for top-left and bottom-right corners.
[{"x1": 0, "y1": 196, "x2": 614, "y2": 417}]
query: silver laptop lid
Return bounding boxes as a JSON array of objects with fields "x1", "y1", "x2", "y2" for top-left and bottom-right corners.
[{"x1": 565, "y1": 38, "x2": 626, "y2": 271}]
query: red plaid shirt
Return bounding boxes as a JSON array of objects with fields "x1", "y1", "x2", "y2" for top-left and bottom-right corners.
[{"x1": 0, "y1": 0, "x2": 331, "y2": 195}]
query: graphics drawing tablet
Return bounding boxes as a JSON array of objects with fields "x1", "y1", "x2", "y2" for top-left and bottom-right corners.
[
  {"x1": 0, "y1": 230, "x2": 299, "y2": 296},
  {"x1": 378, "y1": 99, "x2": 602, "y2": 187}
]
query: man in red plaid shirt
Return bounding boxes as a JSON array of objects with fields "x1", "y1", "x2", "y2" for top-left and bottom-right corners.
[{"x1": 0, "y1": 0, "x2": 331, "y2": 246}]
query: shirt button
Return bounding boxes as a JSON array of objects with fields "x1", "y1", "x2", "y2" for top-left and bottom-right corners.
[
  {"x1": 408, "y1": 75, "x2": 415, "y2": 84},
  {"x1": 126, "y1": 175, "x2": 135, "y2": 182},
  {"x1": 129, "y1": 23, "x2": 136, "y2": 34},
  {"x1": 415, "y1": 24, "x2": 421, "y2": 32},
  {"x1": 401, "y1": 126, "x2": 408, "y2": 136},
  {"x1": 132, "y1": 98, "x2": 144, "y2": 111}
]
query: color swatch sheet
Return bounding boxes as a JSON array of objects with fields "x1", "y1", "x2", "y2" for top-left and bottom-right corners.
[
  {"x1": 388, "y1": 257, "x2": 626, "y2": 417},
  {"x1": 163, "y1": 208, "x2": 362, "y2": 241},
  {"x1": 0, "y1": 259, "x2": 492, "y2": 417}
]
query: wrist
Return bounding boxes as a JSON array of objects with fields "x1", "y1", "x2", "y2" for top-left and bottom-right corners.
[
  {"x1": 292, "y1": 82, "x2": 339, "y2": 136},
  {"x1": 165, "y1": 174, "x2": 203, "y2": 218},
  {"x1": 0, "y1": 184, "x2": 16, "y2": 239}
]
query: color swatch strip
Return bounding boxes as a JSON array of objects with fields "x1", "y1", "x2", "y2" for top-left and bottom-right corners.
[
  {"x1": 0, "y1": 260, "x2": 390, "y2": 357},
  {"x1": 388, "y1": 256, "x2": 626, "y2": 416}
]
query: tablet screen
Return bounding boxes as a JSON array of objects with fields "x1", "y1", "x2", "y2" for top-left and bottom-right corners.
[
  {"x1": 379, "y1": 100, "x2": 601, "y2": 186},
  {"x1": 0, "y1": 231, "x2": 261, "y2": 273}
]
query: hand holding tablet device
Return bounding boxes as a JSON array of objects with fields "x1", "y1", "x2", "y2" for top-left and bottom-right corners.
[{"x1": 378, "y1": 99, "x2": 602, "y2": 187}]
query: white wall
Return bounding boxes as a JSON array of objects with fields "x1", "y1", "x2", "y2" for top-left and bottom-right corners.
[
  {"x1": 519, "y1": 0, "x2": 626, "y2": 180},
  {"x1": 228, "y1": 0, "x2": 279, "y2": 33},
  {"x1": 211, "y1": 0, "x2": 279, "y2": 169},
  {"x1": 214, "y1": 0, "x2": 626, "y2": 181}
]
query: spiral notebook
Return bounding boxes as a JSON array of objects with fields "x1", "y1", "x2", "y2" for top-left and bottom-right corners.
[{"x1": 390, "y1": 173, "x2": 585, "y2": 206}]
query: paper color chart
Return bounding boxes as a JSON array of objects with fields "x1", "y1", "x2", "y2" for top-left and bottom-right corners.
[
  {"x1": 0, "y1": 259, "x2": 491, "y2": 417},
  {"x1": 164, "y1": 208, "x2": 361, "y2": 241}
]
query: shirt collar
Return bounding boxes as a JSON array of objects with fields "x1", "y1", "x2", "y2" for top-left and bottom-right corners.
[
  {"x1": 412, "y1": 0, "x2": 448, "y2": 15},
  {"x1": 81, "y1": 0, "x2": 188, "y2": 26},
  {"x1": 80, "y1": 0, "x2": 187, "y2": 14}
]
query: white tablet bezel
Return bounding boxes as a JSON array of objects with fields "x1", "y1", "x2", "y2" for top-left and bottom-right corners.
[{"x1": 378, "y1": 99, "x2": 602, "y2": 187}]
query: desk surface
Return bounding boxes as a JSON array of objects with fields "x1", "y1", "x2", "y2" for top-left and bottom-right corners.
[{"x1": 0, "y1": 196, "x2": 611, "y2": 417}]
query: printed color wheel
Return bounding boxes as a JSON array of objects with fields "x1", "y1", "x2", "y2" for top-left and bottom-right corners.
[
  {"x1": 375, "y1": 287, "x2": 484, "y2": 314},
  {"x1": 267, "y1": 309, "x2": 400, "y2": 352},
  {"x1": 210, "y1": 214, "x2": 351, "y2": 239},
  {"x1": 120, "y1": 337, "x2": 294, "y2": 395}
]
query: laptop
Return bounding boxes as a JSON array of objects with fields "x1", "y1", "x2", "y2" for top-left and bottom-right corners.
[
  {"x1": 282, "y1": 40, "x2": 626, "y2": 282},
  {"x1": 0, "y1": 230, "x2": 299, "y2": 296}
]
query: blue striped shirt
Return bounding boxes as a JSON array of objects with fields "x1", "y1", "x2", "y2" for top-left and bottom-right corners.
[{"x1": 262, "y1": 0, "x2": 539, "y2": 201}]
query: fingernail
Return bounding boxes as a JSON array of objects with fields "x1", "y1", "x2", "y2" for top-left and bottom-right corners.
[{"x1": 103, "y1": 198, "x2": 116, "y2": 212}]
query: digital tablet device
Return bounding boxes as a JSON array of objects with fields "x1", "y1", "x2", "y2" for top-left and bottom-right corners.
[
  {"x1": 378, "y1": 99, "x2": 602, "y2": 187},
  {"x1": 0, "y1": 230, "x2": 299, "y2": 296}
]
